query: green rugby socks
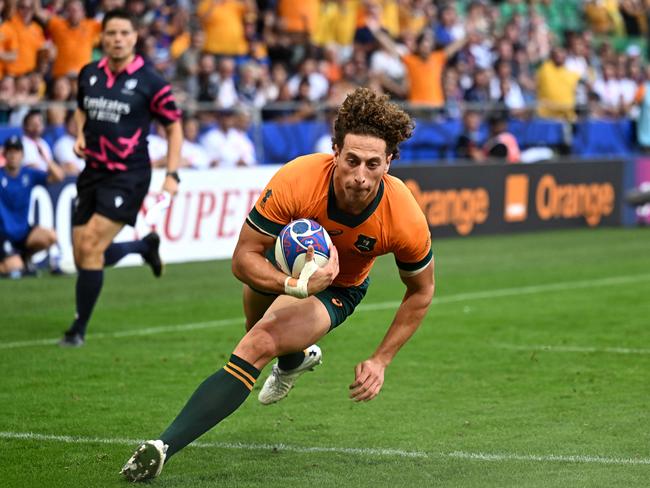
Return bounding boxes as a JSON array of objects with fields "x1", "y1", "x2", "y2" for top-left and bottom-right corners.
[{"x1": 160, "y1": 354, "x2": 260, "y2": 458}]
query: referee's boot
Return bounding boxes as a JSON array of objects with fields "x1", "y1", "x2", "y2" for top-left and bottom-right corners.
[
  {"x1": 258, "y1": 345, "x2": 322, "y2": 405},
  {"x1": 142, "y1": 232, "x2": 163, "y2": 278}
]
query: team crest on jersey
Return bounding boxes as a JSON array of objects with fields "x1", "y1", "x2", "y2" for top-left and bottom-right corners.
[
  {"x1": 90, "y1": 75, "x2": 97, "y2": 86},
  {"x1": 125, "y1": 79, "x2": 138, "y2": 90},
  {"x1": 354, "y1": 234, "x2": 376, "y2": 252},
  {"x1": 22, "y1": 175, "x2": 30, "y2": 187}
]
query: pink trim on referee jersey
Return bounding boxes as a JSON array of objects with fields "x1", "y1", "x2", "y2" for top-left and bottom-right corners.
[
  {"x1": 97, "y1": 56, "x2": 145, "y2": 88},
  {"x1": 150, "y1": 85, "x2": 181, "y2": 122},
  {"x1": 84, "y1": 128, "x2": 142, "y2": 171}
]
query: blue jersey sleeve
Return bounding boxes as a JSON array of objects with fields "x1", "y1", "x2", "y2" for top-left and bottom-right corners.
[{"x1": 25, "y1": 167, "x2": 48, "y2": 187}]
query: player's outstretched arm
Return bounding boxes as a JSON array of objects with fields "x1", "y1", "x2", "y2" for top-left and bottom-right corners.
[{"x1": 349, "y1": 261, "x2": 434, "y2": 402}]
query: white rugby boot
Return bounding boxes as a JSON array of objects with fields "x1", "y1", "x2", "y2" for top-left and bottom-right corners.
[
  {"x1": 120, "y1": 439, "x2": 168, "y2": 482},
  {"x1": 258, "y1": 345, "x2": 322, "y2": 405}
]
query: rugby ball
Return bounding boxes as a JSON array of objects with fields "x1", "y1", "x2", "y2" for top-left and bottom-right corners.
[{"x1": 275, "y1": 219, "x2": 331, "y2": 278}]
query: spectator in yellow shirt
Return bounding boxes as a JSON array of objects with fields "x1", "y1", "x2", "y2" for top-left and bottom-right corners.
[{"x1": 536, "y1": 47, "x2": 581, "y2": 121}]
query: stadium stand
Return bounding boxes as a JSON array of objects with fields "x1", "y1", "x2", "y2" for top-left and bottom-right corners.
[{"x1": 0, "y1": 0, "x2": 649, "y2": 166}]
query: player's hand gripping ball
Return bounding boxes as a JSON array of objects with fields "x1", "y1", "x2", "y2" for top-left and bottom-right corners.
[{"x1": 275, "y1": 219, "x2": 332, "y2": 278}]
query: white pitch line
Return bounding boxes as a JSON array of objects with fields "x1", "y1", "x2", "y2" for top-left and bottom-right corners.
[
  {"x1": 0, "y1": 318, "x2": 244, "y2": 350},
  {"x1": 447, "y1": 450, "x2": 650, "y2": 466},
  {"x1": 2, "y1": 432, "x2": 650, "y2": 466},
  {"x1": 3, "y1": 272, "x2": 650, "y2": 350},
  {"x1": 0, "y1": 431, "x2": 426, "y2": 459},
  {"x1": 495, "y1": 344, "x2": 650, "y2": 355},
  {"x1": 357, "y1": 272, "x2": 650, "y2": 312}
]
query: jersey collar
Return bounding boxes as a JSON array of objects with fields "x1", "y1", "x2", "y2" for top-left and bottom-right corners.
[
  {"x1": 327, "y1": 175, "x2": 384, "y2": 228},
  {"x1": 98, "y1": 55, "x2": 145, "y2": 88},
  {"x1": 97, "y1": 54, "x2": 144, "y2": 76},
  {"x1": 98, "y1": 55, "x2": 145, "y2": 75}
]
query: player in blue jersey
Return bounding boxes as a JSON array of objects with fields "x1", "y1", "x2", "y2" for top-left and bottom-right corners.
[
  {"x1": 0, "y1": 135, "x2": 64, "y2": 278},
  {"x1": 58, "y1": 9, "x2": 183, "y2": 347}
]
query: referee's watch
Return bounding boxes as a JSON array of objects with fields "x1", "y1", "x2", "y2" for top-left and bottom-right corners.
[{"x1": 166, "y1": 171, "x2": 180, "y2": 183}]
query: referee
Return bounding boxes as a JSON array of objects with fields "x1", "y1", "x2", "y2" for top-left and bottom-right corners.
[{"x1": 59, "y1": 9, "x2": 183, "y2": 347}]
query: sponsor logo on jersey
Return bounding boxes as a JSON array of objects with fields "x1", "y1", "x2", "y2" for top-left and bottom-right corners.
[
  {"x1": 354, "y1": 234, "x2": 376, "y2": 252},
  {"x1": 84, "y1": 96, "x2": 131, "y2": 123},
  {"x1": 90, "y1": 75, "x2": 97, "y2": 86},
  {"x1": 114, "y1": 195, "x2": 124, "y2": 208},
  {"x1": 327, "y1": 228, "x2": 343, "y2": 236},
  {"x1": 122, "y1": 78, "x2": 138, "y2": 95},
  {"x1": 260, "y1": 188, "x2": 272, "y2": 208},
  {"x1": 331, "y1": 298, "x2": 343, "y2": 308}
]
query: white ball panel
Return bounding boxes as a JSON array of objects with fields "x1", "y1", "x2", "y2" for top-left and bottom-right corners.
[{"x1": 275, "y1": 237, "x2": 291, "y2": 275}]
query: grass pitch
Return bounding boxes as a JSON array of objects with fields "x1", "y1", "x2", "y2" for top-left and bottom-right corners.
[{"x1": 1, "y1": 227, "x2": 649, "y2": 487}]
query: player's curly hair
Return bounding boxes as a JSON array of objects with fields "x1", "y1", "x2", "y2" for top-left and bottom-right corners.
[{"x1": 333, "y1": 87, "x2": 414, "y2": 159}]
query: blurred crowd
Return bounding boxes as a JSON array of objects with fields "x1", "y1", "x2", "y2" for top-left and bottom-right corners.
[{"x1": 1, "y1": 0, "x2": 650, "y2": 169}]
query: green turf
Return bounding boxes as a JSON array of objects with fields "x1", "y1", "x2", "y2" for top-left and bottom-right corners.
[{"x1": 1, "y1": 227, "x2": 649, "y2": 487}]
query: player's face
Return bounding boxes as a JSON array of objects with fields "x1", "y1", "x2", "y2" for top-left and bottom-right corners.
[
  {"x1": 4, "y1": 149, "x2": 23, "y2": 170},
  {"x1": 102, "y1": 18, "x2": 137, "y2": 62},
  {"x1": 333, "y1": 134, "x2": 392, "y2": 213}
]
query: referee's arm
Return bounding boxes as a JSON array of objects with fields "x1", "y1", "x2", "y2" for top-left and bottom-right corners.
[
  {"x1": 162, "y1": 120, "x2": 183, "y2": 195},
  {"x1": 73, "y1": 109, "x2": 87, "y2": 159}
]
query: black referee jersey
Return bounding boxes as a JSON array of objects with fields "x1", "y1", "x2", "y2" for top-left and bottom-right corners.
[{"x1": 77, "y1": 55, "x2": 181, "y2": 172}]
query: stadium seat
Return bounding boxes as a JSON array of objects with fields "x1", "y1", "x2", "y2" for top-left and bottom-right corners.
[
  {"x1": 508, "y1": 119, "x2": 566, "y2": 149},
  {"x1": 0, "y1": 126, "x2": 22, "y2": 145},
  {"x1": 260, "y1": 121, "x2": 328, "y2": 165},
  {"x1": 400, "y1": 119, "x2": 463, "y2": 164},
  {"x1": 572, "y1": 119, "x2": 634, "y2": 157},
  {"x1": 43, "y1": 124, "x2": 65, "y2": 150}
]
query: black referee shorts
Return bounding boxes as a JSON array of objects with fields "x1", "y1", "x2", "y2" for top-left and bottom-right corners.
[{"x1": 73, "y1": 167, "x2": 151, "y2": 227}]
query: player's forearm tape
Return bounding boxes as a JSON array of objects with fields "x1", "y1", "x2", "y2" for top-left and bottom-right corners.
[{"x1": 284, "y1": 260, "x2": 320, "y2": 298}]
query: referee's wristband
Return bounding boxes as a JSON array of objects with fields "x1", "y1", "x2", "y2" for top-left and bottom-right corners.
[{"x1": 166, "y1": 171, "x2": 180, "y2": 183}]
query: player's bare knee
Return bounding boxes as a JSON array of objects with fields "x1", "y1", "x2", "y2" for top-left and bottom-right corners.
[
  {"x1": 77, "y1": 232, "x2": 100, "y2": 258},
  {"x1": 237, "y1": 326, "x2": 279, "y2": 366},
  {"x1": 76, "y1": 234, "x2": 104, "y2": 268},
  {"x1": 46, "y1": 229, "x2": 57, "y2": 246}
]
